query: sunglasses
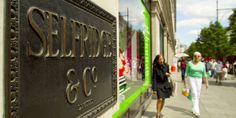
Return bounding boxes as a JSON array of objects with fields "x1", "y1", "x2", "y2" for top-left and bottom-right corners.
[{"x1": 194, "y1": 55, "x2": 201, "y2": 58}]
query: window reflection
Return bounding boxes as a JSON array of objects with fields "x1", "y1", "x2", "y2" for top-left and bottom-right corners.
[{"x1": 119, "y1": 0, "x2": 145, "y2": 101}]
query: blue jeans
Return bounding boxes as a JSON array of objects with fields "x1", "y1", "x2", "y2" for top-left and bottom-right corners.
[{"x1": 181, "y1": 69, "x2": 186, "y2": 81}]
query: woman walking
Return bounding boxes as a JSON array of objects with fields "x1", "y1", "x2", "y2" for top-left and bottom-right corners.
[
  {"x1": 184, "y1": 52, "x2": 208, "y2": 117},
  {"x1": 152, "y1": 55, "x2": 172, "y2": 118}
]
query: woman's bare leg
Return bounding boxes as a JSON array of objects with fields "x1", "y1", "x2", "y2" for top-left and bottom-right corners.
[
  {"x1": 160, "y1": 99, "x2": 165, "y2": 112},
  {"x1": 157, "y1": 98, "x2": 163, "y2": 116}
]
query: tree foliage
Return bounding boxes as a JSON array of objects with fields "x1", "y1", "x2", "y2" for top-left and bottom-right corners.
[
  {"x1": 228, "y1": 9, "x2": 236, "y2": 45},
  {"x1": 185, "y1": 42, "x2": 197, "y2": 59},
  {"x1": 228, "y1": 9, "x2": 236, "y2": 55},
  {"x1": 186, "y1": 21, "x2": 230, "y2": 59}
]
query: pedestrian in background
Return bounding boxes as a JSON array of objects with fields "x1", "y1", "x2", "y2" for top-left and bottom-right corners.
[
  {"x1": 215, "y1": 60, "x2": 223, "y2": 85},
  {"x1": 210, "y1": 59, "x2": 217, "y2": 79},
  {"x1": 223, "y1": 62, "x2": 228, "y2": 80},
  {"x1": 184, "y1": 51, "x2": 208, "y2": 118},
  {"x1": 206, "y1": 60, "x2": 212, "y2": 79},
  {"x1": 152, "y1": 55, "x2": 172, "y2": 118},
  {"x1": 180, "y1": 58, "x2": 187, "y2": 83}
]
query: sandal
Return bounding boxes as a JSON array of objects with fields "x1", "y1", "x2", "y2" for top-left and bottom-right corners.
[
  {"x1": 156, "y1": 114, "x2": 163, "y2": 118},
  {"x1": 160, "y1": 113, "x2": 164, "y2": 117},
  {"x1": 192, "y1": 112, "x2": 200, "y2": 118}
]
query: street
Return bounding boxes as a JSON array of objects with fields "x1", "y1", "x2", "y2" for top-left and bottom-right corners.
[{"x1": 142, "y1": 72, "x2": 236, "y2": 118}]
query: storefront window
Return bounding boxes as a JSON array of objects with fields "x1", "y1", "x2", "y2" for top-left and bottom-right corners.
[
  {"x1": 113, "y1": 1, "x2": 151, "y2": 117},
  {"x1": 119, "y1": 0, "x2": 145, "y2": 101}
]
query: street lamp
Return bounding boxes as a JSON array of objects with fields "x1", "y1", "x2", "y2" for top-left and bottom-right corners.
[{"x1": 216, "y1": 0, "x2": 236, "y2": 22}]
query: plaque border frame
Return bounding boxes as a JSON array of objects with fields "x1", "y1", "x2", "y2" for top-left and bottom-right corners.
[{"x1": 5, "y1": 0, "x2": 117, "y2": 117}]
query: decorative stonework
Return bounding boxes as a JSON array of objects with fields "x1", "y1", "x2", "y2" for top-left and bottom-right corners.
[
  {"x1": 112, "y1": 21, "x2": 117, "y2": 96},
  {"x1": 9, "y1": 0, "x2": 20, "y2": 117},
  {"x1": 65, "y1": 0, "x2": 115, "y2": 23}
]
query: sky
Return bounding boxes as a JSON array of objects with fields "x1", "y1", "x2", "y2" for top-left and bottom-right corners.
[
  {"x1": 177, "y1": 0, "x2": 236, "y2": 46},
  {"x1": 119, "y1": 0, "x2": 236, "y2": 46},
  {"x1": 119, "y1": 0, "x2": 145, "y2": 30}
]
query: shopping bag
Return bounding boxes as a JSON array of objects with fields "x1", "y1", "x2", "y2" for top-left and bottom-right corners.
[
  {"x1": 187, "y1": 91, "x2": 192, "y2": 101},
  {"x1": 171, "y1": 81, "x2": 177, "y2": 96},
  {"x1": 168, "y1": 76, "x2": 177, "y2": 97},
  {"x1": 182, "y1": 88, "x2": 192, "y2": 101},
  {"x1": 182, "y1": 88, "x2": 189, "y2": 97}
]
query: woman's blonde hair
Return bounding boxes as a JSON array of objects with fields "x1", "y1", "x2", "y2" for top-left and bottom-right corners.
[{"x1": 194, "y1": 51, "x2": 201, "y2": 56}]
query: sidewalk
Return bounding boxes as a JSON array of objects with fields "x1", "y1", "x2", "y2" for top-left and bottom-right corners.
[{"x1": 142, "y1": 72, "x2": 236, "y2": 118}]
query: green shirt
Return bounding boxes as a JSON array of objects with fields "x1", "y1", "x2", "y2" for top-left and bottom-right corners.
[{"x1": 185, "y1": 61, "x2": 207, "y2": 79}]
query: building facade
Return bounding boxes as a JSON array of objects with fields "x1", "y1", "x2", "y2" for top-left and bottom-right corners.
[
  {"x1": 175, "y1": 39, "x2": 188, "y2": 54},
  {"x1": 151, "y1": 0, "x2": 176, "y2": 65}
]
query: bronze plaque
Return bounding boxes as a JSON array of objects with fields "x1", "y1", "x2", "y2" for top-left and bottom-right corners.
[{"x1": 5, "y1": 0, "x2": 117, "y2": 118}]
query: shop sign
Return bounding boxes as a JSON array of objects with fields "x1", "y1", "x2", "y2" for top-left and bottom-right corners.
[{"x1": 5, "y1": 0, "x2": 117, "y2": 117}]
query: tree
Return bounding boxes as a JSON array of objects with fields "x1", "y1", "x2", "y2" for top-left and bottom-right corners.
[
  {"x1": 186, "y1": 21, "x2": 229, "y2": 59},
  {"x1": 185, "y1": 38, "x2": 204, "y2": 59},
  {"x1": 228, "y1": 9, "x2": 236, "y2": 44},
  {"x1": 137, "y1": 30, "x2": 144, "y2": 58},
  {"x1": 203, "y1": 21, "x2": 228, "y2": 58},
  {"x1": 185, "y1": 42, "x2": 198, "y2": 59},
  {"x1": 228, "y1": 9, "x2": 236, "y2": 55}
]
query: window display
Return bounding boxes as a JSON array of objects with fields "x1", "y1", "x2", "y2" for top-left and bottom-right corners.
[{"x1": 119, "y1": 0, "x2": 145, "y2": 97}]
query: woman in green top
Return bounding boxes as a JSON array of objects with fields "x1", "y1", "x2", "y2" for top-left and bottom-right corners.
[{"x1": 184, "y1": 51, "x2": 208, "y2": 118}]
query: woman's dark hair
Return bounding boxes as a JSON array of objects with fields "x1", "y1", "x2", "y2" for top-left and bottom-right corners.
[
  {"x1": 153, "y1": 55, "x2": 166, "y2": 79},
  {"x1": 153, "y1": 54, "x2": 165, "y2": 67}
]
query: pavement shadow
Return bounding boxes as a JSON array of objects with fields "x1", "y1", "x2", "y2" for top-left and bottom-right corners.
[
  {"x1": 208, "y1": 79, "x2": 236, "y2": 88},
  {"x1": 166, "y1": 105, "x2": 193, "y2": 117},
  {"x1": 142, "y1": 111, "x2": 156, "y2": 118}
]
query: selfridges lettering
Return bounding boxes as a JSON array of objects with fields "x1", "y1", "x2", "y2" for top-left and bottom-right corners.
[
  {"x1": 27, "y1": 6, "x2": 112, "y2": 58},
  {"x1": 27, "y1": 6, "x2": 111, "y2": 110}
]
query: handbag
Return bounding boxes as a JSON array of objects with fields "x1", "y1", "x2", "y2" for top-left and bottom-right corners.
[{"x1": 168, "y1": 76, "x2": 177, "y2": 96}]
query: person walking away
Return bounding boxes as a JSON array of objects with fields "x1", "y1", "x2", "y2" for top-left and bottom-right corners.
[
  {"x1": 215, "y1": 60, "x2": 223, "y2": 85},
  {"x1": 223, "y1": 62, "x2": 228, "y2": 80},
  {"x1": 210, "y1": 59, "x2": 217, "y2": 79},
  {"x1": 180, "y1": 58, "x2": 187, "y2": 83},
  {"x1": 152, "y1": 55, "x2": 172, "y2": 118},
  {"x1": 206, "y1": 60, "x2": 212, "y2": 80},
  {"x1": 184, "y1": 51, "x2": 208, "y2": 118}
]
